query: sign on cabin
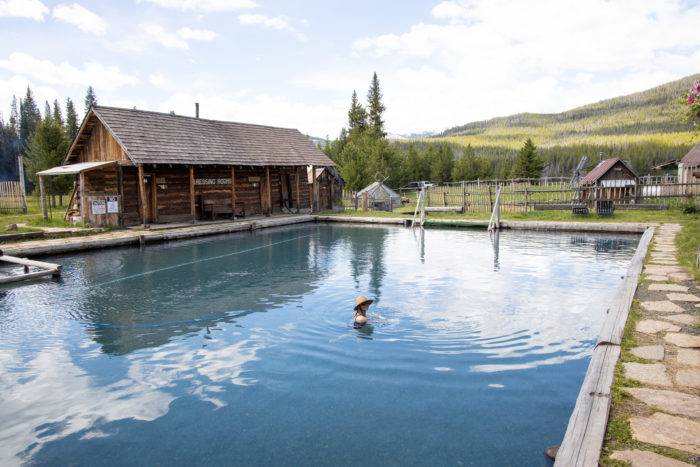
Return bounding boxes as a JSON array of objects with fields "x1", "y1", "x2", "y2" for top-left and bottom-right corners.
[
  {"x1": 91, "y1": 199, "x2": 106, "y2": 215},
  {"x1": 248, "y1": 176, "x2": 261, "y2": 182},
  {"x1": 195, "y1": 178, "x2": 231, "y2": 185},
  {"x1": 106, "y1": 196, "x2": 119, "y2": 213}
]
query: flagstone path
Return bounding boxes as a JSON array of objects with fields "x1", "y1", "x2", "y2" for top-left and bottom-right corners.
[{"x1": 607, "y1": 223, "x2": 700, "y2": 466}]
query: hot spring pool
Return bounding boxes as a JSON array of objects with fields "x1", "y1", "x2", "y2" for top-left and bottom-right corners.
[{"x1": 0, "y1": 223, "x2": 640, "y2": 466}]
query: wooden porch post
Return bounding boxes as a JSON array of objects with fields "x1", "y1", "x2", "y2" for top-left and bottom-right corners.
[
  {"x1": 39, "y1": 175, "x2": 48, "y2": 220},
  {"x1": 137, "y1": 164, "x2": 147, "y2": 226},
  {"x1": 266, "y1": 166, "x2": 272, "y2": 216},
  {"x1": 79, "y1": 171, "x2": 86, "y2": 222},
  {"x1": 311, "y1": 165, "x2": 317, "y2": 213},
  {"x1": 295, "y1": 166, "x2": 301, "y2": 213},
  {"x1": 189, "y1": 166, "x2": 196, "y2": 223},
  {"x1": 117, "y1": 165, "x2": 124, "y2": 228},
  {"x1": 231, "y1": 166, "x2": 236, "y2": 219}
]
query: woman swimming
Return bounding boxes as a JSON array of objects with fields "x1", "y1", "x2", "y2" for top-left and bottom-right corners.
[{"x1": 353, "y1": 295, "x2": 373, "y2": 328}]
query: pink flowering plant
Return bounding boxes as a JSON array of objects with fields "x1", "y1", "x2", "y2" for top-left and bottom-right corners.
[{"x1": 687, "y1": 80, "x2": 700, "y2": 124}]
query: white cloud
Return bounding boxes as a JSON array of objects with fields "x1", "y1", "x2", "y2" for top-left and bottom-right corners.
[
  {"x1": 343, "y1": 0, "x2": 700, "y2": 134},
  {"x1": 0, "y1": 52, "x2": 139, "y2": 90},
  {"x1": 53, "y1": 3, "x2": 106, "y2": 35},
  {"x1": 139, "y1": 0, "x2": 257, "y2": 12},
  {"x1": 238, "y1": 13, "x2": 307, "y2": 41},
  {"x1": 142, "y1": 23, "x2": 189, "y2": 49},
  {"x1": 177, "y1": 26, "x2": 217, "y2": 41},
  {"x1": 0, "y1": 0, "x2": 47, "y2": 20},
  {"x1": 148, "y1": 73, "x2": 168, "y2": 86}
]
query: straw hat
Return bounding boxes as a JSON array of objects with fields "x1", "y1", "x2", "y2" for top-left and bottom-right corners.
[{"x1": 354, "y1": 295, "x2": 374, "y2": 310}]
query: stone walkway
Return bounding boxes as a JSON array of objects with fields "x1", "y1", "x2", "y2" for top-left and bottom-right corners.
[{"x1": 608, "y1": 223, "x2": 700, "y2": 466}]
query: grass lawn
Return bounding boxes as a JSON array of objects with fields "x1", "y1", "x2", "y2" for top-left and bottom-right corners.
[{"x1": 0, "y1": 195, "x2": 75, "y2": 233}]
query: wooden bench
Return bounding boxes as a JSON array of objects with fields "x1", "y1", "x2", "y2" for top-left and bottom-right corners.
[{"x1": 202, "y1": 200, "x2": 245, "y2": 220}]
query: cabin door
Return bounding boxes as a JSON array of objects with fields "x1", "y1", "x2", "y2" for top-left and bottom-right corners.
[
  {"x1": 143, "y1": 174, "x2": 156, "y2": 224},
  {"x1": 281, "y1": 173, "x2": 293, "y2": 210},
  {"x1": 319, "y1": 180, "x2": 331, "y2": 210}
]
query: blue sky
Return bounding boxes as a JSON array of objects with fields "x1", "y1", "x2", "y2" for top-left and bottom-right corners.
[{"x1": 1, "y1": 0, "x2": 699, "y2": 137}]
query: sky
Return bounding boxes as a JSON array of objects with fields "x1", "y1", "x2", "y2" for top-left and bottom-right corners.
[{"x1": 1, "y1": 0, "x2": 699, "y2": 138}]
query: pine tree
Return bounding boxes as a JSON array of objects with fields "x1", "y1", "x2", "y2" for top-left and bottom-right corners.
[
  {"x1": 512, "y1": 138, "x2": 543, "y2": 179},
  {"x1": 347, "y1": 90, "x2": 367, "y2": 133},
  {"x1": 84, "y1": 86, "x2": 97, "y2": 113},
  {"x1": 9, "y1": 96, "x2": 19, "y2": 136},
  {"x1": 44, "y1": 100, "x2": 52, "y2": 123},
  {"x1": 65, "y1": 97, "x2": 79, "y2": 140},
  {"x1": 19, "y1": 86, "x2": 40, "y2": 149},
  {"x1": 366, "y1": 72, "x2": 386, "y2": 138},
  {"x1": 52, "y1": 99, "x2": 63, "y2": 126},
  {"x1": 25, "y1": 118, "x2": 72, "y2": 195}
]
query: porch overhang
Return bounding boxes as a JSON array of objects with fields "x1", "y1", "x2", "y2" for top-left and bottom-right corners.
[{"x1": 37, "y1": 160, "x2": 118, "y2": 177}]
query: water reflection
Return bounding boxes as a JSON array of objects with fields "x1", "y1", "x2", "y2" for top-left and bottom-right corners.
[{"x1": 0, "y1": 224, "x2": 640, "y2": 467}]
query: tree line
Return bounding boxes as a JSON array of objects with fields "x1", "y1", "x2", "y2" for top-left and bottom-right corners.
[
  {"x1": 0, "y1": 85, "x2": 98, "y2": 201},
  {"x1": 324, "y1": 75, "x2": 696, "y2": 191}
]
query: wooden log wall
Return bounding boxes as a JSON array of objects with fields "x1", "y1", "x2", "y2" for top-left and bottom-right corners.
[
  {"x1": 80, "y1": 165, "x2": 121, "y2": 227},
  {"x1": 79, "y1": 120, "x2": 130, "y2": 163},
  {"x1": 121, "y1": 166, "x2": 141, "y2": 226},
  {"x1": 150, "y1": 166, "x2": 191, "y2": 223}
]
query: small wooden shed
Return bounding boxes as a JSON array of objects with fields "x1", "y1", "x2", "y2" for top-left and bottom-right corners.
[
  {"x1": 580, "y1": 158, "x2": 639, "y2": 204},
  {"x1": 679, "y1": 141, "x2": 700, "y2": 184},
  {"x1": 37, "y1": 106, "x2": 336, "y2": 227}
]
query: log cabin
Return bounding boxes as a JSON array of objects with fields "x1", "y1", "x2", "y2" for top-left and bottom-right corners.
[
  {"x1": 38, "y1": 106, "x2": 338, "y2": 227},
  {"x1": 580, "y1": 157, "x2": 639, "y2": 204}
]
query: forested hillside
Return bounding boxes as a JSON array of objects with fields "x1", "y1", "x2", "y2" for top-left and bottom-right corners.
[{"x1": 422, "y1": 74, "x2": 700, "y2": 179}]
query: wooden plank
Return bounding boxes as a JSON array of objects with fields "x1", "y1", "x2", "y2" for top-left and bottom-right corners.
[
  {"x1": 117, "y1": 165, "x2": 124, "y2": 228},
  {"x1": 231, "y1": 166, "x2": 236, "y2": 219},
  {"x1": 0, "y1": 255, "x2": 61, "y2": 272},
  {"x1": 39, "y1": 176, "x2": 48, "y2": 220},
  {"x1": 266, "y1": 166, "x2": 272, "y2": 215},
  {"x1": 137, "y1": 164, "x2": 147, "y2": 225},
  {"x1": 0, "y1": 268, "x2": 60, "y2": 284},
  {"x1": 190, "y1": 166, "x2": 196, "y2": 222},
  {"x1": 296, "y1": 166, "x2": 301, "y2": 212},
  {"x1": 554, "y1": 227, "x2": 654, "y2": 467}
]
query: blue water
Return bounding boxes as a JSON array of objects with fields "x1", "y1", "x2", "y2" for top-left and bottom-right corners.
[{"x1": 0, "y1": 224, "x2": 639, "y2": 466}]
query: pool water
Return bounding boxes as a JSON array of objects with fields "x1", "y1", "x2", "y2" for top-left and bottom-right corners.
[{"x1": 0, "y1": 224, "x2": 639, "y2": 466}]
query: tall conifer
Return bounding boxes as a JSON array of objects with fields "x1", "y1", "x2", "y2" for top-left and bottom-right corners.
[
  {"x1": 65, "y1": 98, "x2": 79, "y2": 140},
  {"x1": 367, "y1": 72, "x2": 386, "y2": 138},
  {"x1": 84, "y1": 86, "x2": 97, "y2": 113}
]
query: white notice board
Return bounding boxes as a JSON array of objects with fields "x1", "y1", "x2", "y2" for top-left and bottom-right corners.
[
  {"x1": 91, "y1": 199, "x2": 106, "y2": 215},
  {"x1": 106, "y1": 196, "x2": 119, "y2": 213}
]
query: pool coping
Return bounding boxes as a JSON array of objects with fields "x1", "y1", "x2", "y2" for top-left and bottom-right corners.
[
  {"x1": 553, "y1": 226, "x2": 655, "y2": 467},
  {"x1": 1, "y1": 215, "x2": 654, "y2": 258}
]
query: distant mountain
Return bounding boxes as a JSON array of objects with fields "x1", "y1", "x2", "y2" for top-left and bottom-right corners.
[{"x1": 433, "y1": 73, "x2": 700, "y2": 150}]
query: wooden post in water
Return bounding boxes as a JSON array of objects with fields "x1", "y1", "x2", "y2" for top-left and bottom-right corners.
[
  {"x1": 39, "y1": 175, "x2": 48, "y2": 220},
  {"x1": 137, "y1": 164, "x2": 147, "y2": 226},
  {"x1": 189, "y1": 166, "x2": 196, "y2": 223}
]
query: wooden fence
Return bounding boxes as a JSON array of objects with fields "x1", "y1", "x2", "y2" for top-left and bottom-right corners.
[
  {"x1": 0, "y1": 181, "x2": 26, "y2": 213},
  {"x1": 342, "y1": 181, "x2": 700, "y2": 213}
]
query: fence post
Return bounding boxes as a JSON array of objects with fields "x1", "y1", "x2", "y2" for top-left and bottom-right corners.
[
  {"x1": 488, "y1": 185, "x2": 493, "y2": 212},
  {"x1": 524, "y1": 188, "x2": 528, "y2": 212},
  {"x1": 17, "y1": 154, "x2": 27, "y2": 213},
  {"x1": 443, "y1": 191, "x2": 447, "y2": 207}
]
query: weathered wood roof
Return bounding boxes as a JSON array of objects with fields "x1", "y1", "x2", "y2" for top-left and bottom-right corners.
[
  {"x1": 681, "y1": 140, "x2": 700, "y2": 167},
  {"x1": 70, "y1": 106, "x2": 334, "y2": 167},
  {"x1": 581, "y1": 158, "x2": 638, "y2": 185}
]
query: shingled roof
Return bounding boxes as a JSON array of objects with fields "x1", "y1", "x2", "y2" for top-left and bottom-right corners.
[
  {"x1": 681, "y1": 140, "x2": 700, "y2": 167},
  {"x1": 70, "y1": 106, "x2": 334, "y2": 167},
  {"x1": 580, "y1": 158, "x2": 638, "y2": 185}
]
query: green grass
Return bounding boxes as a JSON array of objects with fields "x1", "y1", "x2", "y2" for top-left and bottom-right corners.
[
  {"x1": 676, "y1": 218, "x2": 700, "y2": 282},
  {"x1": 323, "y1": 208, "x2": 699, "y2": 224},
  {"x1": 0, "y1": 195, "x2": 75, "y2": 231}
]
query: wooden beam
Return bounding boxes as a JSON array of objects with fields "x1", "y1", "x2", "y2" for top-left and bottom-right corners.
[
  {"x1": 79, "y1": 171, "x2": 86, "y2": 222},
  {"x1": 137, "y1": 164, "x2": 147, "y2": 226},
  {"x1": 266, "y1": 166, "x2": 272, "y2": 216},
  {"x1": 39, "y1": 175, "x2": 48, "y2": 220},
  {"x1": 311, "y1": 165, "x2": 317, "y2": 213},
  {"x1": 189, "y1": 166, "x2": 196, "y2": 223},
  {"x1": 231, "y1": 166, "x2": 236, "y2": 219},
  {"x1": 150, "y1": 174, "x2": 158, "y2": 224},
  {"x1": 117, "y1": 165, "x2": 124, "y2": 228},
  {"x1": 296, "y1": 166, "x2": 301, "y2": 213}
]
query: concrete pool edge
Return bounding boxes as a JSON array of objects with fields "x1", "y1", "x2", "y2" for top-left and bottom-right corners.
[
  {"x1": 553, "y1": 226, "x2": 655, "y2": 467},
  {"x1": 1, "y1": 214, "x2": 653, "y2": 258},
  {"x1": 316, "y1": 215, "x2": 653, "y2": 233}
]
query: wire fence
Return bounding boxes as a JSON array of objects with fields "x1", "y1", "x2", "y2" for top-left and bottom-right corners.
[{"x1": 341, "y1": 180, "x2": 700, "y2": 214}]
